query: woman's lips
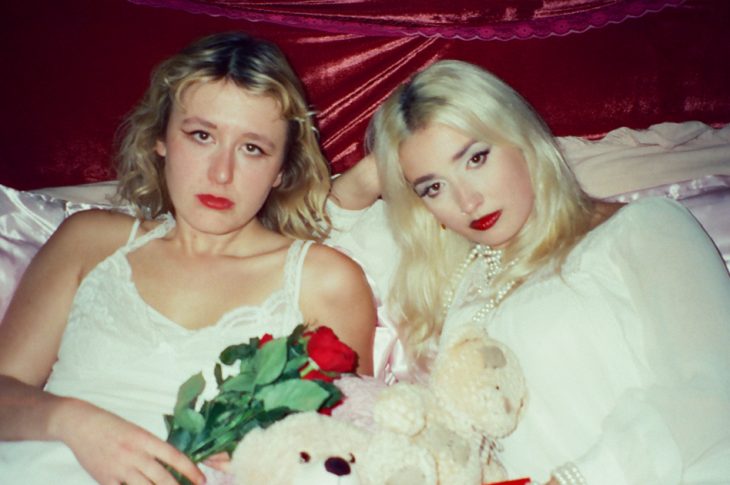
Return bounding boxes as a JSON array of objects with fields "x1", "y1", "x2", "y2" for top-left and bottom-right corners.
[
  {"x1": 197, "y1": 194, "x2": 234, "y2": 210},
  {"x1": 470, "y1": 210, "x2": 501, "y2": 231}
]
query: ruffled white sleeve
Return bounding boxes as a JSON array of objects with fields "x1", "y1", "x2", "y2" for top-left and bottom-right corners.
[{"x1": 575, "y1": 198, "x2": 730, "y2": 484}]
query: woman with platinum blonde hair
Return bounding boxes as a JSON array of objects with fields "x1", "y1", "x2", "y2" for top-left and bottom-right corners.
[
  {"x1": 0, "y1": 32, "x2": 376, "y2": 485},
  {"x1": 340, "y1": 59, "x2": 730, "y2": 484},
  {"x1": 371, "y1": 60, "x2": 596, "y2": 365}
]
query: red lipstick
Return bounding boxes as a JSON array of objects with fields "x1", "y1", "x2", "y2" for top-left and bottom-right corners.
[
  {"x1": 470, "y1": 210, "x2": 501, "y2": 231},
  {"x1": 197, "y1": 194, "x2": 234, "y2": 210}
]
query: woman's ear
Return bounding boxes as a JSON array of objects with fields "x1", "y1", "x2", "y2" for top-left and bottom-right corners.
[
  {"x1": 155, "y1": 139, "x2": 167, "y2": 158},
  {"x1": 272, "y1": 171, "x2": 283, "y2": 188}
]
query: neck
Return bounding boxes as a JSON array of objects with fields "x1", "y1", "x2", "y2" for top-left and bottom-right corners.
[{"x1": 167, "y1": 217, "x2": 286, "y2": 258}]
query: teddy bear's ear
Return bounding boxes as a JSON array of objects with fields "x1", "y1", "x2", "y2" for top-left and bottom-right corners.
[{"x1": 480, "y1": 344, "x2": 507, "y2": 369}]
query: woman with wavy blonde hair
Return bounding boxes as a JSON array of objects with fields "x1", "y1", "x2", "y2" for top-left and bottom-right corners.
[
  {"x1": 347, "y1": 59, "x2": 730, "y2": 484},
  {"x1": 116, "y1": 31, "x2": 331, "y2": 240},
  {"x1": 0, "y1": 32, "x2": 375, "y2": 485}
]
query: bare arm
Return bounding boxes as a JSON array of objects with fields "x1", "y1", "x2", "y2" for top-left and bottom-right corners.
[
  {"x1": 300, "y1": 244, "x2": 377, "y2": 375},
  {"x1": 0, "y1": 210, "x2": 205, "y2": 485},
  {"x1": 330, "y1": 153, "x2": 381, "y2": 210},
  {"x1": 0, "y1": 212, "x2": 93, "y2": 441}
]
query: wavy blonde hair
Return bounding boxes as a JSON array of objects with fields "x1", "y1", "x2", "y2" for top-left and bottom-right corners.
[
  {"x1": 369, "y1": 60, "x2": 594, "y2": 367},
  {"x1": 115, "y1": 32, "x2": 331, "y2": 240}
]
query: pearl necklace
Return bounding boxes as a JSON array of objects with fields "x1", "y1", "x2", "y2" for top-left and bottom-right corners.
[{"x1": 441, "y1": 244, "x2": 517, "y2": 324}]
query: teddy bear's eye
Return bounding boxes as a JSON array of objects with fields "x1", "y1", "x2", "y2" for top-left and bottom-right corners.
[
  {"x1": 299, "y1": 452, "x2": 311, "y2": 463},
  {"x1": 348, "y1": 453, "x2": 356, "y2": 464}
]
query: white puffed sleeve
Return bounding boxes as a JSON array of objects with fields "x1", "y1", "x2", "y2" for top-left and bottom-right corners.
[{"x1": 575, "y1": 198, "x2": 730, "y2": 484}]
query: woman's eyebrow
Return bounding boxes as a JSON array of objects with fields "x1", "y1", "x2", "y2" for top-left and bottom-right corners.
[
  {"x1": 452, "y1": 139, "x2": 477, "y2": 162},
  {"x1": 411, "y1": 173, "x2": 435, "y2": 186},
  {"x1": 181, "y1": 117, "x2": 217, "y2": 129}
]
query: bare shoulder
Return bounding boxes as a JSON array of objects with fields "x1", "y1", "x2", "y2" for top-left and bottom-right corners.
[
  {"x1": 302, "y1": 243, "x2": 369, "y2": 291},
  {"x1": 299, "y1": 243, "x2": 377, "y2": 375},
  {"x1": 49, "y1": 209, "x2": 136, "y2": 273}
]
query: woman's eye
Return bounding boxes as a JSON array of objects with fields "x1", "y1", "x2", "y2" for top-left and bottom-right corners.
[
  {"x1": 243, "y1": 143, "x2": 264, "y2": 156},
  {"x1": 467, "y1": 149, "x2": 490, "y2": 168},
  {"x1": 189, "y1": 130, "x2": 212, "y2": 143},
  {"x1": 418, "y1": 182, "x2": 442, "y2": 198}
]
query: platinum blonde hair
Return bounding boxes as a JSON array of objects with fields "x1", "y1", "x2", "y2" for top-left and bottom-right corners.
[
  {"x1": 115, "y1": 32, "x2": 331, "y2": 240},
  {"x1": 369, "y1": 60, "x2": 594, "y2": 368}
]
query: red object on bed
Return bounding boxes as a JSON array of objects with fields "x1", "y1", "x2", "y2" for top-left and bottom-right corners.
[{"x1": 1, "y1": 0, "x2": 729, "y2": 190}]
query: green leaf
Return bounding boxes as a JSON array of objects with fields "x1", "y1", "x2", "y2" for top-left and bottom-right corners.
[
  {"x1": 219, "y1": 356, "x2": 257, "y2": 393},
  {"x1": 214, "y1": 363, "x2": 223, "y2": 386},
  {"x1": 219, "y1": 339, "x2": 258, "y2": 365},
  {"x1": 287, "y1": 324, "x2": 307, "y2": 345},
  {"x1": 282, "y1": 354, "x2": 308, "y2": 374},
  {"x1": 219, "y1": 374, "x2": 255, "y2": 394},
  {"x1": 167, "y1": 427, "x2": 194, "y2": 453},
  {"x1": 163, "y1": 414, "x2": 175, "y2": 434},
  {"x1": 253, "y1": 337, "x2": 287, "y2": 386},
  {"x1": 175, "y1": 408, "x2": 206, "y2": 434},
  {"x1": 255, "y1": 379, "x2": 329, "y2": 411},
  {"x1": 316, "y1": 381, "x2": 343, "y2": 409},
  {"x1": 173, "y1": 373, "x2": 205, "y2": 415}
]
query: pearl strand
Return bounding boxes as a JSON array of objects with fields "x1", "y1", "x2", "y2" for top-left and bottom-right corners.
[
  {"x1": 551, "y1": 463, "x2": 586, "y2": 485},
  {"x1": 441, "y1": 244, "x2": 517, "y2": 324}
]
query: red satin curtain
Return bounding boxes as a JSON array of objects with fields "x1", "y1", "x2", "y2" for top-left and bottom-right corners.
[
  {"x1": 125, "y1": 0, "x2": 728, "y2": 174},
  {"x1": 1, "y1": 0, "x2": 728, "y2": 188}
]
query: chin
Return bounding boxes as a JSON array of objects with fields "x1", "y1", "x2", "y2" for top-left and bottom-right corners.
[
  {"x1": 468, "y1": 231, "x2": 512, "y2": 249},
  {"x1": 184, "y1": 212, "x2": 243, "y2": 232}
]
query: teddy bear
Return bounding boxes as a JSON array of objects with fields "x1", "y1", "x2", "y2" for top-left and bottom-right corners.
[
  {"x1": 373, "y1": 324, "x2": 527, "y2": 484},
  {"x1": 229, "y1": 324, "x2": 526, "y2": 485},
  {"x1": 229, "y1": 411, "x2": 438, "y2": 485}
]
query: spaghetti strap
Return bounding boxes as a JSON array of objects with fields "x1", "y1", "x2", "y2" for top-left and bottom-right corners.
[
  {"x1": 125, "y1": 219, "x2": 142, "y2": 245},
  {"x1": 121, "y1": 213, "x2": 175, "y2": 255},
  {"x1": 284, "y1": 240, "x2": 314, "y2": 306}
]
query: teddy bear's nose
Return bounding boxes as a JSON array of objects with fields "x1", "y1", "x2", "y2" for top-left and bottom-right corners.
[{"x1": 324, "y1": 456, "x2": 351, "y2": 476}]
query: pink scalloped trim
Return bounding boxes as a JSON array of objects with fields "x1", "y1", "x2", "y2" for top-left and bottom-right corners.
[{"x1": 127, "y1": 0, "x2": 687, "y2": 41}]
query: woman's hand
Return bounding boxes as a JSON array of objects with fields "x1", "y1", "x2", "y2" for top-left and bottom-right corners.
[
  {"x1": 58, "y1": 398, "x2": 206, "y2": 485},
  {"x1": 330, "y1": 153, "x2": 381, "y2": 210},
  {"x1": 203, "y1": 452, "x2": 232, "y2": 472}
]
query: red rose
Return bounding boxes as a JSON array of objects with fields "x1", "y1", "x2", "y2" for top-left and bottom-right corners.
[
  {"x1": 258, "y1": 333, "x2": 273, "y2": 348},
  {"x1": 304, "y1": 326, "x2": 358, "y2": 373}
]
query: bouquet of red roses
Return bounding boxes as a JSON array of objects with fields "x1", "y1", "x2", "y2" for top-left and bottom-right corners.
[{"x1": 164, "y1": 325, "x2": 357, "y2": 482}]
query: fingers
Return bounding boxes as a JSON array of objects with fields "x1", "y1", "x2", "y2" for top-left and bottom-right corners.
[
  {"x1": 150, "y1": 442, "x2": 206, "y2": 485},
  {"x1": 203, "y1": 451, "x2": 232, "y2": 472},
  {"x1": 137, "y1": 456, "x2": 185, "y2": 485},
  {"x1": 119, "y1": 468, "x2": 153, "y2": 485}
]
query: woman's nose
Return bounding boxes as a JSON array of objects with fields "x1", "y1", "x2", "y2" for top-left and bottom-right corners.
[
  {"x1": 209, "y1": 148, "x2": 234, "y2": 184},
  {"x1": 454, "y1": 183, "x2": 483, "y2": 215}
]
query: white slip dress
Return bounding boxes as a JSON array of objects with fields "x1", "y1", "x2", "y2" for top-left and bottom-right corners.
[{"x1": 0, "y1": 214, "x2": 313, "y2": 484}]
